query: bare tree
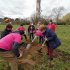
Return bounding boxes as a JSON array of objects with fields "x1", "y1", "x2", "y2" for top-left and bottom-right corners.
[
  {"x1": 51, "y1": 6, "x2": 65, "y2": 22},
  {"x1": 36, "y1": 0, "x2": 41, "y2": 19},
  {"x1": 30, "y1": 13, "x2": 39, "y2": 24}
]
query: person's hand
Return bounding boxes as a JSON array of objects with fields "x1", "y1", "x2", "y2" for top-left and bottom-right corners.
[
  {"x1": 45, "y1": 37, "x2": 48, "y2": 41},
  {"x1": 41, "y1": 44, "x2": 44, "y2": 48},
  {"x1": 42, "y1": 44, "x2": 44, "y2": 47}
]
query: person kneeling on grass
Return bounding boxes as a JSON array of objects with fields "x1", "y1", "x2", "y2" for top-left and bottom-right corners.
[{"x1": 0, "y1": 27, "x2": 26, "y2": 58}]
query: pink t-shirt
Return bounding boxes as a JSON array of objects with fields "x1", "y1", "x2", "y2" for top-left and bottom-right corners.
[
  {"x1": 0, "y1": 33, "x2": 22, "y2": 51},
  {"x1": 35, "y1": 30, "x2": 43, "y2": 37}
]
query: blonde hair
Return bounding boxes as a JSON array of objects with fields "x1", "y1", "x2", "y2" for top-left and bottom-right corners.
[{"x1": 39, "y1": 25, "x2": 46, "y2": 31}]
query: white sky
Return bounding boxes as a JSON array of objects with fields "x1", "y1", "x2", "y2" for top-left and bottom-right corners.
[{"x1": 0, "y1": 0, "x2": 70, "y2": 18}]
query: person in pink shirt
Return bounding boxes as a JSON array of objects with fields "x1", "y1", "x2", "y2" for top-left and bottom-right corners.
[
  {"x1": 17, "y1": 24, "x2": 25, "y2": 31},
  {"x1": 35, "y1": 29, "x2": 43, "y2": 37},
  {"x1": 47, "y1": 20, "x2": 56, "y2": 32},
  {"x1": 17, "y1": 24, "x2": 27, "y2": 41},
  {"x1": 0, "y1": 28, "x2": 25, "y2": 57}
]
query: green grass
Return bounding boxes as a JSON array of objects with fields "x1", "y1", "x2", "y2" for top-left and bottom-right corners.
[
  {"x1": 0, "y1": 24, "x2": 28, "y2": 30},
  {"x1": 0, "y1": 24, "x2": 70, "y2": 70},
  {"x1": 32, "y1": 54, "x2": 70, "y2": 70},
  {"x1": 56, "y1": 25, "x2": 70, "y2": 53}
]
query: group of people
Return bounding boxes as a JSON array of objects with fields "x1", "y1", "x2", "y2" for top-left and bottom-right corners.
[{"x1": 0, "y1": 19, "x2": 61, "y2": 62}]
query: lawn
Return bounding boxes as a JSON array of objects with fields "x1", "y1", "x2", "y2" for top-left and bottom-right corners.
[
  {"x1": 0, "y1": 24, "x2": 28, "y2": 30},
  {"x1": 0, "y1": 24, "x2": 70, "y2": 70},
  {"x1": 56, "y1": 25, "x2": 70, "y2": 53},
  {"x1": 0, "y1": 24, "x2": 70, "y2": 53}
]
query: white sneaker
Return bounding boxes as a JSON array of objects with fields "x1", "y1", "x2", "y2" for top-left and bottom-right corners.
[{"x1": 18, "y1": 53, "x2": 23, "y2": 58}]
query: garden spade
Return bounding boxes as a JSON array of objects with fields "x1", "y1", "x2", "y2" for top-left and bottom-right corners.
[{"x1": 26, "y1": 36, "x2": 37, "y2": 50}]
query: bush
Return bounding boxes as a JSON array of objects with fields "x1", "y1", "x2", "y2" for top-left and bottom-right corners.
[{"x1": 56, "y1": 21, "x2": 66, "y2": 25}]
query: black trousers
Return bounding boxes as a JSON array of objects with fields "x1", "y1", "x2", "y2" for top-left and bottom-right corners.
[
  {"x1": 29, "y1": 33, "x2": 34, "y2": 40},
  {"x1": 23, "y1": 34, "x2": 27, "y2": 40}
]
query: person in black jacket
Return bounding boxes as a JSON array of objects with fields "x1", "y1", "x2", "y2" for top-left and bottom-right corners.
[
  {"x1": 0, "y1": 23, "x2": 13, "y2": 38},
  {"x1": 28, "y1": 23, "x2": 35, "y2": 40}
]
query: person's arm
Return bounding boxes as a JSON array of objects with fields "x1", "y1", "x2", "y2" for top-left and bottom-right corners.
[{"x1": 12, "y1": 42, "x2": 20, "y2": 57}]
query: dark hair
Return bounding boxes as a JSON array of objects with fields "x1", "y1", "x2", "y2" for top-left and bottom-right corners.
[
  {"x1": 6, "y1": 23, "x2": 13, "y2": 28},
  {"x1": 20, "y1": 23, "x2": 23, "y2": 26},
  {"x1": 50, "y1": 19, "x2": 52, "y2": 22}
]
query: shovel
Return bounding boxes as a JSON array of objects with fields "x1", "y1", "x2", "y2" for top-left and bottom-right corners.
[
  {"x1": 26, "y1": 36, "x2": 37, "y2": 50},
  {"x1": 37, "y1": 40, "x2": 47, "y2": 53}
]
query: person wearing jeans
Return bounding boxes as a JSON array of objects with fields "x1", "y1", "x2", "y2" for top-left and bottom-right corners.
[{"x1": 0, "y1": 28, "x2": 25, "y2": 58}]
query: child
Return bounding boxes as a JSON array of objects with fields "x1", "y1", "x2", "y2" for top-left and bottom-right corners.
[
  {"x1": 0, "y1": 27, "x2": 25, "y2": 58},
  {"x1": 1, "y1": 23, "x2": 13, "y2": 38},
  {"x1": 47, "y1": 20, "x2": 56, "y2": 32},
  {"x1": 33, "y1": 25, "x2": 61, "y2": 61},
  {"x1": 17, "y1": 24, "x2": 27, "y2": 41},
  {"x1": 28, "y1": 22, "x2": 35, "y2": 40},
  {"x1": 36, "y1": 21, "x2": 44, "y2": 43},
  {"x1": 39, "y1": 25, "x2": 61, "y2": 61}
]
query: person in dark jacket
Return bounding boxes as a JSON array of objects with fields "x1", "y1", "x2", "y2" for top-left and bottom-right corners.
[
  {"x1": 38, "y1": 25, "x2": 61, "y2": 61},
  {"x1": 0, "y1": 23, "x2": 13, "y2": 38},
  {"x1": 28, "y1": 23, "x2": 35, "y2": 40}
]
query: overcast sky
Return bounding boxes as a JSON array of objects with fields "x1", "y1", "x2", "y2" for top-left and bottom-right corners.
[{"x1": 0, "y1": 0, "x2": 70, "y2": 18}]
